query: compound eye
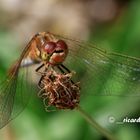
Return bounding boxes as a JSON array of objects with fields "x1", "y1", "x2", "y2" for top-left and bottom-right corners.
[
  {"x1": 44, "y1": 42, "x2": 56, "y2": 54},
  {"x1": 56, "y1": 40, "x2": 68, "y2": 51}
]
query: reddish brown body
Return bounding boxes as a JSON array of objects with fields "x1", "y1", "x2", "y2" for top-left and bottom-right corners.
[
  {"x1": 24, "y1": 32, "x2": 80, "y2": 110},
  {"x1": 27, "y1": 32, "x2": 68, "y2": 65}
]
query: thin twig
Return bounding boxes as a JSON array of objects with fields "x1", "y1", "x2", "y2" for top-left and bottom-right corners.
[{"x1": 76, "y1": 106, "x2": 117, "y2": 140}]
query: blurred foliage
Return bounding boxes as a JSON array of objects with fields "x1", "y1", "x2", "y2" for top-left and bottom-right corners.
[{"x1": 0, "y1": 0, "x2": 140, "y2": 140}]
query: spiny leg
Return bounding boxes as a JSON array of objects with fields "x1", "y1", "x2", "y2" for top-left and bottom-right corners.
[
  {"x1": 35, "y1": 63, "x2": 45, "y2": 74},
  {"x1": 35, "y1": 63, "x2": 48, "y2": 89},
  {"x1": 60, "y1": 64, "x2": 71, "y2": 73},
  {"x1": 57, "y1": 65, "x2": 65, "y2": 73},
  {"x1": 58, "y1": 64, "x2": 74, "y2": 84}
]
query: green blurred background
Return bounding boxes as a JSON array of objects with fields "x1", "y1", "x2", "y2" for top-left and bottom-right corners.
[{"x1": 0, "y1": 0, "x2": 140, "y2": 140}]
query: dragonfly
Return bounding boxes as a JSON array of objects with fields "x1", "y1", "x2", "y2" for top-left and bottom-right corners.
[{"x1": 0, "y1": 32, "x2": 140, "y2": 129}]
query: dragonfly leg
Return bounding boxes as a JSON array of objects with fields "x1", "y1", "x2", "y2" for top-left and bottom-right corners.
[
  {"x1": 57, "y1": 65, "x2": 65, "y2": 73},
  {"x1": 58, "y1": 64, "x2": 74, "y2": 84},
  {"x1": 57, "y1": 64, "x2": 72, "y2": 74},
  {"x1": 36, "y1": 63, "x2": 49, "y2": 89},
  {"x1": 60, "y1": 64, "x2": 71, "y2": 73},
  {"x1": 35, "y1": 63, "x2": 45, "y2": 74}
]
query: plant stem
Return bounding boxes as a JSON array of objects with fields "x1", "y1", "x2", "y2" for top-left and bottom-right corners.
[{"x1": 76, "y1": 106, "x2": 117, "y2": 140}]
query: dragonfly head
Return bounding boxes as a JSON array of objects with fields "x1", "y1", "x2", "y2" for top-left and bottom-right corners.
[{"x1": 41, "y1": 40, "x2": 68, "y2": 65}]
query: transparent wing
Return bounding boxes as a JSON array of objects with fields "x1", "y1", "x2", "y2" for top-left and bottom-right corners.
[
  {"x1": 0, "y1": 65, "x2": 33, "y2": 129},
  {"x1": 55, "y1": 34, "x2": 140, "y2": 96},
  {"x1": 0, "y1": 36, "x2": 38, "y2": 129}
]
